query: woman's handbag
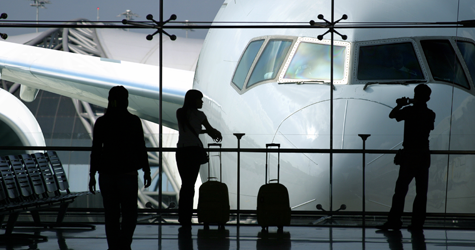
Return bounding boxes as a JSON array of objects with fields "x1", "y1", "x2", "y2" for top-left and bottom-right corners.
[
  {"x1": 394, "y1": 149, "x2": 405, "y2": 165},
  {"x1": 185, "y1": 119, "x2": 209, "y2": 164},
  {"x1": 197, "y1": 146, "x2": 209, "y2": 164}
]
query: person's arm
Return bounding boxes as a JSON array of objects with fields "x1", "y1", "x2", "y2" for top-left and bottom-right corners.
[
  {"x1": 389, "y1": 98, "x2": 409, "y2": 119},
  {"x1": 389, "y1": 104, "x2": 404, "y2": 119},
  {"x1": 430, "y1": 111, "x2": 436, "y2": 131},
  {"x1": 136, "y1": 117, "x2": 152, "y2": 188},
  {"x1": 89, "y1": 118, "x2": 103, "y2": 194},
  {"x1": 202, "y1": 117, "x2": 222, "y2": 142}
]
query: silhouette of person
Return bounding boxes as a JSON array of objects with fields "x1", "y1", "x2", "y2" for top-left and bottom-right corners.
[
  {"x1": 176, "y1": 89, "x2": 222, "y2": 230},
  {"x1": 89, "y1": 85, "x2": 152, "y2": 250},
  {"x1": 378, "y1": 84, "x2": 435, "y2": 231}
]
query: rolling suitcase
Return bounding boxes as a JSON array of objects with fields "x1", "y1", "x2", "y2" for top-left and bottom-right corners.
[
  {"x1": 257, "y1": 143, "x2": 291, "y2": 233},
  {"x1": 197, "y1": 143, "x2": 230, "y2": 230}
]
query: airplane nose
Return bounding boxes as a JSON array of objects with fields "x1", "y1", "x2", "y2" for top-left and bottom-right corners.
[{"x1": 272, "y1": 98, "x2": 401, "y2": 211}]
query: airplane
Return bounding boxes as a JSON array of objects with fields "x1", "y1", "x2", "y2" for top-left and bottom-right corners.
[{"x1": 1, "y1": 0, "x2": 475, "y2": 216}]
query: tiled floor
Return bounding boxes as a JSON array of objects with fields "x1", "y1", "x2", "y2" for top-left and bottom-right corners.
[{"x1": 1, "y1": 223, "x2": 475, "y2": 250}]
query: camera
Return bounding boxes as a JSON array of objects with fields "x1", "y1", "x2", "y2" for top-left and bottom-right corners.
[{"x1": 396, "y1": 97, "x2": 413, "y2": 106}]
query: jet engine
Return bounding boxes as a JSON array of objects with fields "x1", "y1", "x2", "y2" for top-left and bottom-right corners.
[{"x1": 0, "y1": 87, "x2": 45, "y2": 155}]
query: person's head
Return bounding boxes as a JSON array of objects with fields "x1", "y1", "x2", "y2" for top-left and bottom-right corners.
[
  {"x1": 107, "y1": 85, "x2": 129, "y2": 110},
  {"x1": 414, "y1": 84, "x2": 431, "y2": 103},
  {"x1": 183, "y1": 89, "x2": 203, "y2": 110}
]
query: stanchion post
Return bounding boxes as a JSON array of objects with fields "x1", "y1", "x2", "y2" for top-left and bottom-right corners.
[
  {"x1": 358, "y1": 134, "x2": 370, "y2": 228},
  {"x1": 233, "y1": 133, "x2": 245, "y2": 227}
]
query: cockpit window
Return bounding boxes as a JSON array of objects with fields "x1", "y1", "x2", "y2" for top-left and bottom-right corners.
[
  {"x1": 284, "y1": 42, "x2": 346, "y2": 81},
  {"x1": 232, "y1": 39, "x2": 264, "y2": 90},
  {"x1": 457, "y1": 41, "x2": 475, "y2": 84},
  {"x1": 358, "y1": 43, "x2": 423, "y2": 80},
  {"x1": 421, "y1": 40, "x2": 469, "y2": 88},
  {"x1": 247, "y1": 40, "x2": 293, "y2": 87}
]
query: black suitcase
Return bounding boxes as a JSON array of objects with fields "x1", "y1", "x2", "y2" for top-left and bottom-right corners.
[
  {"x1": 257, "y1": 143, "x2": 291, "y2": 233},
  {"x1": 197, "y1": 143, "x2": 230, "y2": 230}
]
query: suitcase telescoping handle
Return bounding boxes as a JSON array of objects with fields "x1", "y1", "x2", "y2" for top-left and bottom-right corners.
[
  {"x1": 207, "y1": 143, "x2": 222, "y2": 182},
  {"x1": 265, "y1": 143, "x2": 280, "y2": 184}
]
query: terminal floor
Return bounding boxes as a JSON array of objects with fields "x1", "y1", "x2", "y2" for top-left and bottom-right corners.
[{"x1": 1, "y1": 224, "x2": 475, "y2": 250}]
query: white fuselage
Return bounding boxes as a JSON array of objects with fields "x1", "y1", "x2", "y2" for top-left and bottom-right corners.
[{"x1": 194, "y1": 0, "x2": 475, "y2": 213}]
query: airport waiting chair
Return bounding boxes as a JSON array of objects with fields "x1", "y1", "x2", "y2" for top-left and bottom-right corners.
[
  {"x1": 44, "y1": 151, "x2": 91, "y2": 196},
  {"x1": 19, "y1": 154, "x2": 48, "y2": 200},
  {"x1": 0, "y1": 156, "x2": 48, "y2": 243},
  {"x1": 0, "y1": 156, "x2": 24, "y2": 206},
  {"x1": 0, "y1": 152, "x2": 94, "y2": 241},
  {"x1": 31, "y1": 152, "x2": 94, "y2": 229},
  {"x1": 31, "y1": 153, "x2": 62, "y2": 197},
  {"x1": 44, "y1": 151, "x2": 71, "y2": 194},
  {"x1": 0, "y1": 158, "x2": 23, "y2": 212},
  {"x1": 5, "y1": 155, "x2": 36, "y2": 202}
]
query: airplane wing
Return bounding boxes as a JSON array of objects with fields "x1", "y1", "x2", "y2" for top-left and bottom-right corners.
[{"x1": 0, "y1": 40, "x2": 192, "y2": 130}]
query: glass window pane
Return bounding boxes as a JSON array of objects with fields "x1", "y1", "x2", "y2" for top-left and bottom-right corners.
[
  {"x1": 421, "y1": 40, "x2": 469, "y2": 88},
  {"x1": 358, "y1": 42, "x2": 423, "y2": 80},
  {"x1": 247, "y1": 40, "x2": 292, "y2": 87},
  {"x1": 232, "y1": 39, "x2": 264, "y2": 90},
  {"x1": 284, "y1": 42, "x2": 346, "y2": 81},
  {"x1": 457, "y1": 41, "x2": 475, "y2": 84}
]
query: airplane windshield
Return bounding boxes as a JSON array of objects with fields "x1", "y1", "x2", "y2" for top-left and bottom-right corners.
[
  {"x1": 357, "y1": 42, "x2": 423, "y2": 81},
  {"x1": 247, "y1": 39, "x2": 293, "y2": 87},
  {"x1": 283, "y1": 42, "x2": 346, "y2": 81},
  {"x1": 456, "y1": 41, "x2": 475, "y2": 84},
  {"x1": 232, "y1": 39, "x2": 265, "y2": 90},
  {"x1": 421, "y1": 40, "x2": 469, "y2": 88}
]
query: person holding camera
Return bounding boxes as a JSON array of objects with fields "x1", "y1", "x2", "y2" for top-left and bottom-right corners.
[{"x1": 378, "y1": 84, "x2": 435, "y2": 231}]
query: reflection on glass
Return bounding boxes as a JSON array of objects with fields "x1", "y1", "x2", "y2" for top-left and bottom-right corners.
[
  {"x1": 232, "y1": 39, "x2": 264, "y2": 90},
  {"x1": 457, "y1": 41, "x2": 475, "y2": 84},
  {"x1": 247, "y1": 40, "x2": 292, "y2": 87},
  {"x1": 421, "y1": 40, "x2": 469, "y2": 88},
  {"x1": 284, "y1": 42, "x2": 346, "y2": 81},
  {"x1": 358, "y1": 42, "x2": 423, "y2": 80}
]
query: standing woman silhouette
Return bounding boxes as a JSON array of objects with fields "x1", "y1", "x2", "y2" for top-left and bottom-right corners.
[
  {"x1": 176, "y1": 89, "x2": 222, "y2": 230},
  {"x1": 89, "y1": 86, "x2": 152, "y2": 250}
]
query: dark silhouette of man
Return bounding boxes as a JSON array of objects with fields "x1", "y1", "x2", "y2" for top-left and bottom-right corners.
[
  {"x1": 89, "y1": 86, "x2": 152, "y2": 250},
  {"x1": 378, "y1": 84, "x2": 435, "y2": 231}
]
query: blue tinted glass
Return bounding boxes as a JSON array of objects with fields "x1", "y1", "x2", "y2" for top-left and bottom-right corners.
[
  {"x1": 457, "y1": 41, "x2": 475, "y2": 85},
  {"x1": 232, "y1": 40, "x2": 264, "y2": 89},
  {"x1": 247, "y1": 40, "x2": 292, "y2": 87},
  {"x1": 284, "y1": 42, "x2": 346, "y2": 81},
  {"x1": 358, "y1": 42, "x2": 423, "y2": 80}
]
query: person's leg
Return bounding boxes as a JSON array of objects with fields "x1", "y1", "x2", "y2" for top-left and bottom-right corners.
[
  {"x1": 176, "y1": 148, "x2": 201, "y2": 227},
  {"x1": 387, "y1": 164, "x2": 415, "y2": 227},
  {"x1": 178, "y1": 165, "x2": 200, "y2": 226},
  {"x1": 412, "y1": 153, "x2": 430, "y2": 228},
  {"x1": 119, "y1": 174, "x2": 138, "y2": 250},
  {"x1": 99, "y1": 174, "x2": 121, "y2": 250}
]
